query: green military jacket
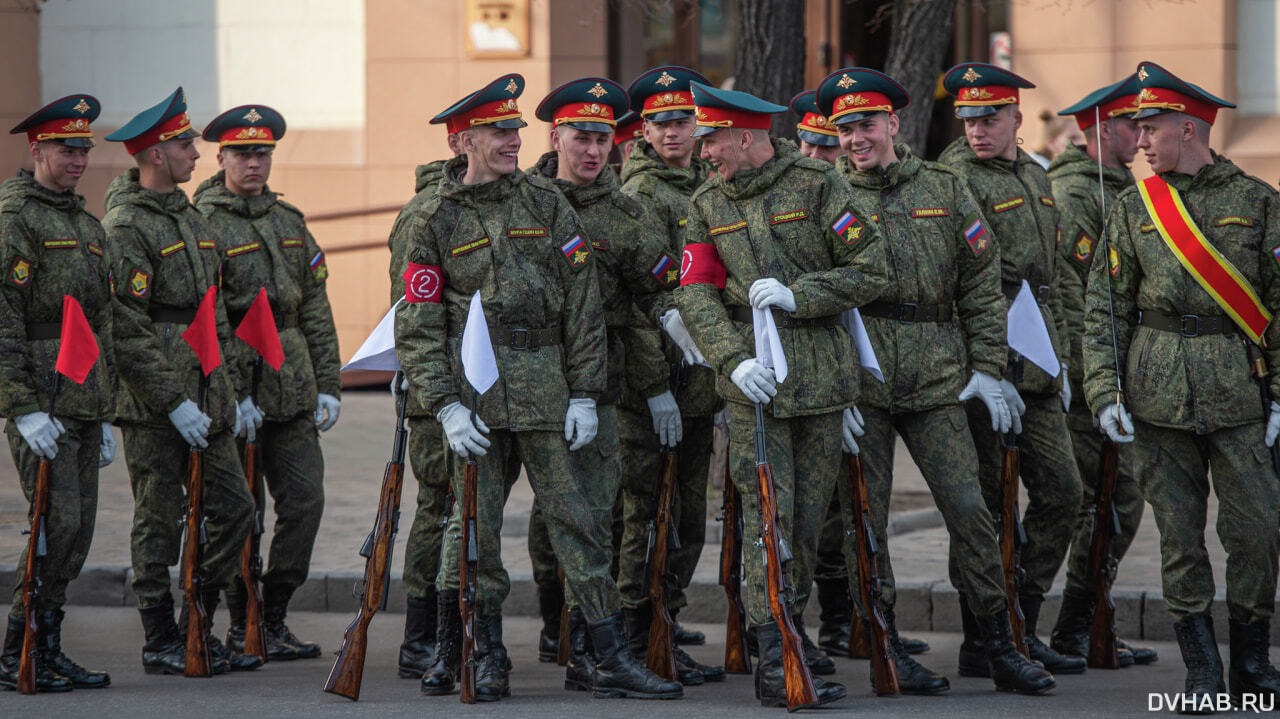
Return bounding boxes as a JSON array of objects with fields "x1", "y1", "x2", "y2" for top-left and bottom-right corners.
[
  {"x1": 1083, "y1": 155, "x2": 1280, "y2": 433},
  {"x1": 529, "y1": 151, "x2": 673, "y2": 406},
  {"x1": 393, "y1": 156, "x2": 606, "y2": 430},
  {"x1": 674, "y1": 139, "x2": 888, "y2": 418},
  {"x1": 103, "y1": 168, "x2": 239, "y2": 431},
  {"x1": 1047, "y1": 143, "x2": 1134, "y2": 427},
  {"x1": 619, "y1": 140, "x2": 721, "y2": 417},
  {"x1": 837, "y1": 145, "x2": 1005, "y2": 413},
  {"x1": 0, "y1": 170, "x2": 115, "y2": 420},
  {"x1": 193, "y1": 171, "x2": 341, "y2": 422},
  {"x1": 939, "y1": 137, "x2": 1067, "y2": 396}
]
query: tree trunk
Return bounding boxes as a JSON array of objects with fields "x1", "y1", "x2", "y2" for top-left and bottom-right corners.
[
  {"x1": 884, "y1": 0, "x2": 956, "y2": 155},
  {"x1": 733, "y1": 0, "x2": 806, "y2": 138}
]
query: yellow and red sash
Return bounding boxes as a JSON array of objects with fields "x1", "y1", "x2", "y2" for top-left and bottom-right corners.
[{"x1": 1138, "y1": 175, "x2": 1271, "y2": 345}]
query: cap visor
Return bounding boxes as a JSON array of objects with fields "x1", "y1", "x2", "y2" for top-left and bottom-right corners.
[
  {"x1": 834, "y1": 111, "x2": 886, "y2": 125},
  {"x1": 954, "y1": 105, "x2": 999, "y2": 119},
  {"x1": 56, "y1": 137, "x2": 95, "y2": 149},
  {"x1": 646, "y1": 109, "x2": 695, "y2": 123},
  {"x1": 224, "y1": 144, "x2": 274, "y2": 153},
  {"x1": 797, "y1": 129, "x2": 838, "y2": 146},
  {"x1": 561, "y1": 121, "x2": 615, "y2": 134},
  {"x1": 490, "y1": 118, "x2": 527, "y2": 129},
  {"x1": 168, "y1": 128, "x2": 200, "y2": 141},
  {"x1": 692, "y1": 125, "x2": 720, "y2": 138},
  {"x1": 1131, "y1": 107, "x2": 1171, "y2": 120}
]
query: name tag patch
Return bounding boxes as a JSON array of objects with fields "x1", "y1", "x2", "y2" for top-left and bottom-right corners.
[
  {"x1": 197, "y1": 240, "x2": 217, "y2": 250},
  {"x1": 508, "y1": 227, "x2": 547, "y2": 238},
  {"x1": 1215, "y1": 216, "x2": 1254, "y2": 227},
  {"x1": 279, "y1": 237, "x2": 305, "y2": 248},
  {"x1": 1039, "y1": 196, "x2": 1055, "y2": 207},
  {"x1": 910, "y1": 208, "x2": 949, "y2": 218},
  {"x1": 86, "y1": 243, "x2": 104, "y2": 257},
  {"x1": 591, "y1": 239, "x2": 610, "y2": 250},
  {"x1": 993, "y1": 197, "x2": 1025, "y2": 213},
  {"x1": 43, "y1": 239, "x2": 78, "y2": 250},
  {"x1": 226, "y1": 241, "x2": 259, "y2": 257},
  {"x1": 450, "y1": 237, "x2": 491, "y2": 256},
  {"x1": 769, "y1": 209, "x2": 809, "y2": 225},
  {"x1": 710, "y1": 220, "x2": 747, "y2": 236},
  {"x1": 159, "y1": 241, "x2": 186, "y2": 257}
]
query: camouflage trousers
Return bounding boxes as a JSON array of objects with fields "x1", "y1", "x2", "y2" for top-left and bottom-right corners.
[
  {"x1": 966, "y1": 393, "x2": 1083, "y2": 598},
  {"x1": 727, "y1": 403, "x2": 841, "y2": 626},
  {"x1": 1060, "y1": 399, "x2": 1145, "y2": 600},
  {"x1": 1134, "y1": 419, "x2": 1279, "y2": 624},
  {"x1": 122, "y1": 423, "x2": 253, "y2": 610},
  {"x1": 402, "y1": 415, "x2": 454, "y2": 601},
  {"x1": 616, "y1": 406, "x2": 713, "y2": 612},
  {"x1": 814, "y1": 492, "x2": 846, "y2": 585},
  {"x1": 436, "y1": 428, "x2": 620, "y2": 621},
  {"x1": 849, "y1": 405, "x2": 1007, "y2": 618},
  {"x1": 6, "y1": 418, "x2": 102, "y2": 617}
]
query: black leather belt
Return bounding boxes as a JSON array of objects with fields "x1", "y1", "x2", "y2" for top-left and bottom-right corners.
[
  {"x1": 148, "y1": 305, "x2": 197, "y2": 324},
  {"x1": 492, "y1": 325, "x2": 561, "y2": 350},
  {"x1": 729, "y1": 306, "x2": 841, "y2": 328},
  {"x1": 1139, "y1": 310, "x2": 1233, "y2": 337},
  {"x1": 25, "y1": 323, "x2": 61, "y2": 340},
  {"x1": 860, "y1": 301, "x2": 953, "y2": 324},
  {"x1": 1003, "y1": 282, "x2": 1052, "y2": 304},
  {"x1": 228, "y1": 308, "x2": 299, "y2": 330}
]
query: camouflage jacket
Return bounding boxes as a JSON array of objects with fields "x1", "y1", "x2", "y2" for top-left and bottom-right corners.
[
  {"x1": 530, "y1": 151, "x2": 674, "y2": 406},
  {"x1": 393, "y1": 156, "x2": 606, "y2": 430},
  {"x1": 1084, "y1": 155, "x2": 1280, "y2": 433},
  {"x1": 837, "y1": 145, "x2": 1005, "y2": 413},
  {"x1": 0, "y1": 170, "x2": 115, "y2": 420},
  {"x1": 619, "y1": 140, "x2": 720, "y2": 417},
  {"x1": 102, "y1": 168, "x2": 239, "y2": 430},
  {"x1": 1047, "y1": 143, "x2": 1134, "y2": 410},
  {"x1": 194, "y1": 171, "x2": 341, "y2": 422},
  {"x1": 939, "y1": 137, "x2": 1067, "y2": 395},
  {"x1": 674, "y1": 139, "x2": 888, "y2": 417}
]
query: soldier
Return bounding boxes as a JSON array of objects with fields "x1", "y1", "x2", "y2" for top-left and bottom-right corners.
[
  {"x1": 0, "y1": 95, "x2": 114, "y2": 692},
  {"x1": 193, "y1": 104, "x2": 341, "y2": 661},
  {"x1": 393, "y1": 73, "x2": 682, "y2": 702},
  {"x1": 101, "y1": 87, "x2": 255, "y2": 674},
  {"x1": 789, "y1": 91, "x2": 840, "y2": 165},
  {"x1": 613, "y1": 110, "x2": 643, "y2": 173},
  {"x1": 674, "y1": 80, "x2": 888, "y2": 707},
  {"x1": 816, "y1": 66, "x2": 1055, "y2": 695},
  {"x1": 1084, "y1": 61, "x2": 1280, "y2": 707},
  {"x1": 1045, "y1": 77, "x2": 1157, "y2": 667},
  {"x1": 938, "y1": 63, "x2": 1085, "y2": 676}
]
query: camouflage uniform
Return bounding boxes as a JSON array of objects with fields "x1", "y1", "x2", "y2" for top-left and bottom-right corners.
[
  {"x1": 1046, "y1": 144, "x2": 1145, "y2": 604},
  {"x1": 674, "y1": 140, "x2": 887, "y2": 624},
  {"x1": 939, "y1": 137, "x2": 1083, "y2": 601},
  {"x1": 835, "y1": 146, "x2": 1010, "y2": 618},
  {"x1": 0, "y1": 170, "x2": 115, "y2": 617},
  {"x1": 102, "y1": 167, "x2": 253, "y2": 610},
  {"x1": 1083, "y1": 155, "x2": 1280, "y2": 624},
  {"x1": 193, "y1": 169, "x2": 340, "y2": 613},
  {"x1": 394, "y1": 156, "x2": 620, "y2": 620}
]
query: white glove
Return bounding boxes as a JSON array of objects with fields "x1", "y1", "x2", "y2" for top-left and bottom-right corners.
[
  {"x1": 564, "y1": 397, "x2": 598, "y2": 451},
  {"x1": 437, "y1": 401, "x2": 491, "y2": 457},
  {"x1": 236, "y1": 397, "x2": 264, "y2": 442},
  {"x1": 748, "y1": 278, "x2": 797, "y2": 312},
  {"x1": 1098, "y1": 403, "x2": 1135, "y2": 444},
  {"x1": 660, "y1": 309, "x2": 706, "y2": 365},
  {"x1": 315, "y1": 393, "x2": 341, "y2": 432},
  {"x1": 958, "y1": 371, "x2": 1012, "y2": 434},
  {"x1": 1265, "y1": 402, "x2": 1280, "y2": 447},
  {"x1": 730, "y1": 358, "x2": 777, "y2": 404},
  {"x1": 168, "y1": 399, "x2": 211, "y2": 449},
  {"x1": 99, "y1": 422, "x2": 116, "y2": 468},
  {"x1": 14, "y1": 411, "x2": 65, "y2": 460},
  {"x1": 1059, "y1": 364, "x2": 1072, "y2": 413},
  {"x1": 841, "y1": 406, "x2": 865, "y2": 455},
  {"x1": 646, "y1": 390, "x2": 683, "y2": 448},
  {"x1": 999, "y1": 379, "x2": 1026, "y2": 435}
]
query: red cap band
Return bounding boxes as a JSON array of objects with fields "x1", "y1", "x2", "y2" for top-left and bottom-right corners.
[
  {"x1": 217, "y1": 125, "x2": 276, "y2": 147},
  {"x1": 642, "y1": 91, "x2": 696, "y2": 117},
  {"x1": 551, "y1": 102, "x2": 616, "y2": 127},
  {"x1": 694, "y1": 106, "x2": 772, "y2": 133},
  {"x1": 828, "y1": 91, "x2": 894, "y2": 122},
  {"x1": 954, "y1": 85, "x2": 1019, "y2": 108},
  {"x1": 27, "y1": 117, "x2": 93, "y2": 144},
  {"x1": 1137, "y1": 87, "x2": 1219, "y2": 125},
  {"x1": 453, "y1": 98, "x2": 522, "y2": 130},
  {"x1": 797, "y1": 112, "x2": 837, "y2": 137},
  {"x1": 124, "y1": 112, "x2": 193, "y2": 155}
]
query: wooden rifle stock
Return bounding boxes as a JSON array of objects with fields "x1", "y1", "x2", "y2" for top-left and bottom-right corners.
[
  {"x1": 1086, "y1": 439, "x2": 1121, "y2": 668},
  {"x1": 239, "y1": 357, "x2": 268, "y2": 661},
  {"x1": 323, "y1": 375, "x2": 408, "y2": 700},
  {"x1": 182, "y1": 442, "x2": 213, "y2": 677},
  {"x1": 719, "y1": 472, "x2": 751, "y2": 674},
  {"x1": 644, "y1": 447, "x2": 679, "y2": 680},
  {"x1": 999, "y1": 435, "x2": 1028, "y2": 658},
  {"x1": 847, "y1": 454, "x2": 900, "y2": 695},
  {"x1": 17, "y1": 457, "x2": 51, "y2": 694},
  {"x1": 459, "y1": 453, "x2": 478, "y2": 704}
]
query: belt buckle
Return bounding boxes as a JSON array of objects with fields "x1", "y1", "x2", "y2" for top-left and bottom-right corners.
[
  {"x1": 897, "y1": 302, "x2": 918, "y2": 324},
  {"x1": 510, "y1": 328, "x2": 530, "y2": 350},
  {"x1": 1180, "y1": 314, "x2": 1200, "y2": 338}
]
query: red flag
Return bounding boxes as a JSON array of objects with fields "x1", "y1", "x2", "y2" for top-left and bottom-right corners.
[
  {"x1": 235, "y1": 288, "x2": 285, "y2": 371},
  {"x1": 55, "y1": 295, "x2": 100, "y2": 384},
  {"x1": 183, "y1": 286, "x2": 222, "y2": 377}
]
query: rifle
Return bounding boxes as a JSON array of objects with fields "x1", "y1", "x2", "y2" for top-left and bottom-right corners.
[
  {"x1": 1086, "y1": 439, "x2": 1121, "y2": 668},
  {"x1": 846, "y1": 453, "x2": 899, "y2": 694},
  {"x1": 183, "y1": 375, "x2": 214, "y2": 677},
  {"x1": 458, "y1": 394, "x2": 480, "y2": 704},
  {"x1": 644, "y1": 443, "x2": 679, "y2": 680},
  {"x1": 719, "y1": 468, "x2": 751, "y2": 674},
  {"x1": 754, "y1": 403, "x2": 818, "y2": 710},
  {"x1": 17, "y1": 374, "x2": 58, "y2": 694},
  {"x1": 239, "y1": 357, "x2": 268, "y2": 662},
  {"x1": 998, "y1": 358, "x2": 1028, "y2": 657},
  {"x1": 323, "y1": 371, "x2": 408, "y2": 700}
]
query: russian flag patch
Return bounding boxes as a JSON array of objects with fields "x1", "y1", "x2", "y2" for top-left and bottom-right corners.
[
  {"x1": 651, "y1": 254, "x2": 678, "y2": 287},
  {"x1": 561, "y1": 234, "x2": 591, "y2": 268},
  {"x1": 963, "y1": 217, "x2": 989, "y2": 255},
  {"x1": 831, "y1": 210, "x2": 864, "y2": 245}
]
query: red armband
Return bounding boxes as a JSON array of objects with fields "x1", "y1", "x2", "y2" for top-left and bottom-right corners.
[
  {"x1": 679, "y1": 243, "x2": 727, "y2": 289},
  {"x1": 404, "y1": 262, "x2": 443, "y2": 303}
]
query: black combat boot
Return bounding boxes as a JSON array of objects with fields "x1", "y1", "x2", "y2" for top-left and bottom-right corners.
[
  {"x1": 1021, "y1": 594, "x2": 1085, "y2": 674},
  {"x1": 263, "y1": 585, "x2": 320, "y2": 659},
  {"x1": 792, "y1": 614, "x2": 835, "y2": 675},
  {"x1": 1174, "y1": 614, "x2": 1225, "y2": 714},
  {"x1": 957, "y1": 593, "x2": 989, "y2": 677},
  {"x1": 1048, "y1": 588, "x2": 1092, "y2": 659},
  {"x1": 753, "y1": 621, "x2": 845, "y2": 708},
  {"x1": 626, "y1": 605, "x2": 704, "y2": 686},
  {"x1": 421, "y1": 589, "x2": 462, "y2": 695},
  {"x1": 0, "y1": 614, "x2": 72, "y2": 692},
  {"x1": 816, "y1": 578, "x2": 852, "y2": 655},
  {"x1": 1118, "y1": 637, "x2": 1158, "y2": 665},
  {"x1": 588, "y1": 612, "x2": 683, "y2": 699},
  {"x1": 537, "y1": 579, "x2": 563, "y2": 663},
  {"x1": 675, "y1": 645, "x2": 724, "y2": 683},
  {"x1": 979, "y1": 612, "x2": 1056, "y2": 694},
  {"x1": 672, "y1": 619, "x2": 705, "y2": 646},
  {"x1": 473, "y1": 614, "x2": 510, "y2": 701},
  {"x1": 1228, "y1": 618, "x2": 1280, "y2": 703},
  {"x1": 38, "y1": 609, "x2": 109, "y2": 688},
  {"x1": 564, "y1": 607, "x2": 594, "y2": 691},
  {"x1": 201, "y1": 591, "x2": 259, "y2": 672},
  {"x1": 399, "y1": 591, "x2": 437, "y2": 678},
  {"x1": 139, "y1": 602, "x2": 186, "y2": 676},
  {"x1": 223, "y1": 583, "x2": 248, "y2": 653},
  {"x1": 884, "y1": 609, "x2": 948, "y2": 695}
]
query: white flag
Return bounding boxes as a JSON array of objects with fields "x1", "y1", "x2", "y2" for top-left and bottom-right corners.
[
  {"x1": 461, "y1": 291, "x2": 499, "y2": 395},
  {"x1": 752, "y1": 307, "x2": 788, "y2": 383},
  {"x1": 1007, "y1": 280, "x2": 1060, "y2": 377},
  {"x1": 842, "y1": 308, "x2": 884, "y2": 383},
  {"x1": 341, "y1": 299, "x2": 402, "y2": 373}
]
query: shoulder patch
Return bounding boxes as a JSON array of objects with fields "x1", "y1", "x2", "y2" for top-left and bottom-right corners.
[
  {"x1": 831, "y1": 209, "x2": 865, "y2": 244},
  {"x1": 310, "y1": 251, "x2": 328, "y2": 281},
  {"x1": 993, "y1": 197, "x2": 1025, "y2": 213},
  {"x1": 508, "y1": 227, "x2": 547, "y2": 238},
  {"x1": 1072, "y1": 231, "x2": 1095, "y2": 263},
  {"x1": 650, "y1": 253, "x2": 679, "y2": 287},
  {"x1": 962, "y1": 215, "x2": 990, "y2": 255},
  {"x1": 128, "y1": 268, "x2": 151, "y2": 297},
  {"x1": 1108, "y1": 246, "x2": 1120, "y2": 277},
  {"x1": 279, "y1": 237, "x2": 305, "y2": 248},
  {"x1": 226, "y1": 241, "x2": 259, "y2": 257},
  {"x1": 159, "y1": 240, "x2": 186, "y2": 256},
  {"x1": 910, "y1": 207, "x2": 950, "y2": 218},
  {"x1": 451, "y1": 236, "x2": 491, "y2": 256},
  {"x1": 710, "y1": 220, "x2": 748, "y2": 236},
  {"x1": 42, "y1": 239, "x2": 78, "y2": 250},
  {"x1": 560, "y1": 234, "x2": 591, "y2": 269},
  {"x1": 769, "y1": 209, "x2": 809, "y2": 225},
  {"x1": 7, "y1": 255, "x2": 32, "y2": 287},
  {"x1": 1039, "y1": 196, "x2": 1055, "y2": 207},
  {"x1": 1214, "y1": 216, "x2": 1254, "y2": 227}
]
